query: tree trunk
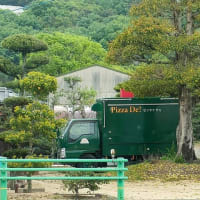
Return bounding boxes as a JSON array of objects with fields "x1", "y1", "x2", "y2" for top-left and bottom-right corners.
[
  {"x1": 29, "y1": 139, "x2": 33, "y2": 155},
  {"x1": 22, "y1": 52, "x2": 27, "y2": 79},
  {"x1": 80, "y1": 109, "x2": 86, "y2": 118},
  {"x1": 176, "y1": 86, "x2": 195, "y2": 161},
  {"x1": 20, "y1": 52, "x2": 27, "y2": 96}
]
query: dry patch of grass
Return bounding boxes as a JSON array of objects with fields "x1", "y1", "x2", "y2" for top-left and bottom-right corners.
[{"x1": 126, "y1": 160, "x2": 200, "y2": 182}]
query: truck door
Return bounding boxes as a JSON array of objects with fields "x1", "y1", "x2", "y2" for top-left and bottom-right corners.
[{"x1": 65, "y1": 120, "x2": 99, "y2": 158}]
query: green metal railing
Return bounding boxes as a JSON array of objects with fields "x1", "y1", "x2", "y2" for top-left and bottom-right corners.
[{"x1": 0, "y1": 157, "x2": 128, "y2": 200}]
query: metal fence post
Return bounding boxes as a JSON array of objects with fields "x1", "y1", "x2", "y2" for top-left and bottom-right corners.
[
  {"x1": 0, "y1": 157, "x2": 7, "y2": 200},
  {"x1": 117, "y1": 157, "x2": 125, "y2": 200}
]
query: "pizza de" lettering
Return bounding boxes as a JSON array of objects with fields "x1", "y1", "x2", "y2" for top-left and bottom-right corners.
[{"x1": 110, "y1": 106, "x2": 142, "y2": 113}]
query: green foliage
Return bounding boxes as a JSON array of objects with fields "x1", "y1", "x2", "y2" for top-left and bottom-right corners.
[
  {"x1": 106, "y1": 64, "x2": 133, "y2": 75},
  {"x1": 107, "y1": 16, "x2": 173, "y2": 65},
  {"x1": 0, "y1": 105, "x2": 12, "y2": 117},
  {"x1": 2, "y1": 148, "x2": 29, "y2": 158},
  {"x1": 2, "y1": 34, "x2": 48, "y2": 54},
  {"x1": 25, "y1": 54, "x2": 49, "y2": 70},
  {"x1": 5, "y1": 101, "x2": 65, "y2": 155},
  {"x1": 86, "y1": 15, "x2": 130, "y2": 49},
  {"x1": 0, "y1": 105, "x2": 12, "y2": 130},
  {"x1": 118, "y1": 64, "x2": 200, "y2": 99},
  {"x1": 0, "y1": 72, "x2": 12, "y2": 83},
  {"x1": 1, "y1": 34, "x2": 49, "y2": 84},
  {"x1": 118, "y1": 64, "x2": 177, "y2": 97},
  {"x1": 0, "y1": 97, "x2": 32, "y2": 144},
  {"x1": 2, "y1": 79, "x2": 20, "y2": 91},
  {"x1": 0, "y1": 10, "x2": 35, "y2": 44},
  {"x1": 3, "y1": 130, "x2": 30, "y2": 146},
  {"x1": 161, "y1": 144, "x2": 185, "y2": 163},
  {"x1": 35, "y1": 33, "x2": 106, "y2": 75},
  {"x1": 63, "y1": 171, "x2": 108, "y2": 195},
  {"x1": 108, "y1": 0, "x2": 200, "y2": 65},
  {"x1": 3, "y1": 96, "x2": 32, "y2": 110},
  {"x1": 0, "y1": 0, "x2": 132, "y2": 52},
  {"x1": 0, "y1": 56, "x2": 21, "y2": 78},
  {"x1": 24, "y1": 0, "x2": 132, "y2": 48},
  {"x1": 174, "y1": 156, "x2": 185, "y2": 164},
  {"x1": 0, "y1": 97, "x2": 65, "y2": 158},
  {"x1": 33, "y1": 137, "x2": 56, "y2": 156},
  {"x1": 160, "y1": 144, "x2": 177, "y2": 161},
  {"x1": 21, "y1": 71, "x2": 57, "y2": 100},
  {"x1": 107, "y1": 0, "x2": 200, "y2": 67},
  {"x1": 10, "y1": 102, "x2": 56, "y2": 139}
]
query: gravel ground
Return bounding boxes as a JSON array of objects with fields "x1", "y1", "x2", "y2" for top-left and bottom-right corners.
[{"x1": 7, "y1": 179, "x2": 200, "y2": 200}]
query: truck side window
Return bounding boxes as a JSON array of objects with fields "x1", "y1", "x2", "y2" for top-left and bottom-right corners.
[{"x1": 68, "y1": 121, "x2": 95, "y2": 142}]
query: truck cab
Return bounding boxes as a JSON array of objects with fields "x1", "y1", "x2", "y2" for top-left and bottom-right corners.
[{"x1": 58, "y1": 119, "x2": 100, "y2": 159}]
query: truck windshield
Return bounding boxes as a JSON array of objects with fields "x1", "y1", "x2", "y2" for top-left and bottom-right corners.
[{"x1": 68, "y1": 121, "x2": 95, "y2": 142}]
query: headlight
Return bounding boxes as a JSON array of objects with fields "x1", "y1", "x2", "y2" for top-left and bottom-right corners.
[
  {"x1": 60, "y1": 148, "x2": 66, "y2": 158},
  {"x1": 110, "y1": 149, "x2": 115, "y2": 159}
]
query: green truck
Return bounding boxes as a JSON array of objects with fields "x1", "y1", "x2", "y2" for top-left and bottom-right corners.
[{"x1": 58, "y1": 98, "x2": 179, "y2": 161}]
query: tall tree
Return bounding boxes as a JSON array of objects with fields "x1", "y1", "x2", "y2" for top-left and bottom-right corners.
[
  {"x1": 1, "y1": 34, "x2": 48, "y2": 78},
  {"x1": 107, "y1": 0, "x2": 200, "y2": 161}
]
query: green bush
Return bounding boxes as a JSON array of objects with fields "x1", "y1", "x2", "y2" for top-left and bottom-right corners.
[
  {"x1": 161, "y1": 145, "x2": 177, "y2": 161},
  {"x1": 2, "y1": 148, "x2": 29, "y2": 158},
  {"x1": 161, "y1": 144, "x2": 185, "y2": 163},
  {"x1": 3, "y1": 96, "x2": 32, "y2": 110},
  {"x1": 62, "y1": 171, "x2": 109, "y2": 196},
  {"x1": 174, "y1": 155, "x2": 185, "y2": 163}
]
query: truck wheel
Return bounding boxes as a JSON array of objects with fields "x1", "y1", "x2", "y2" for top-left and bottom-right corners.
[{"x1": 78, "y1": 154, "x2": 98, "y2": 168}]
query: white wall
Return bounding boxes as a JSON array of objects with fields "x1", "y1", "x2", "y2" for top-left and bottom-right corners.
[{"x1": 56, "y1": 66, "x2": 129, "y2": 104}]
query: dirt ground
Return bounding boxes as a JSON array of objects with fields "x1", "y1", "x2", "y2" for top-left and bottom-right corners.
[
  {"x1": 8, "y1": 179, "x2": 200, "y2": 200},
  {"x1": 7, "y1": 144, "x2": 200, "y2": 200}
]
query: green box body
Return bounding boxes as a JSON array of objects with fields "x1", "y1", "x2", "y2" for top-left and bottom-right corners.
[{"x1": 58, "y1": 98, "x2": 179, "y2": 159}]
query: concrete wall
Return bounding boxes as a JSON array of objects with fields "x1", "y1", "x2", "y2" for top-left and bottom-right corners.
[{"x1": 56, "y1": 66, "x2": 129, "y2": 105}]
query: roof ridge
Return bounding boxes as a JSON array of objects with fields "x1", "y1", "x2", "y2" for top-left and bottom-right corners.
[{"x1": 56, "y1": 65, "x2": 130, "y2": 78}]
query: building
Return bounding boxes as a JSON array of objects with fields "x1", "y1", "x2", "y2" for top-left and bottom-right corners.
[
  {"x1": 0, "y1": 5, "x2": 24, "y2": 14},
  {"x1": 53, "y1": 65, "x2": 130, "y2": 118},
  {"x1": 56, "y1": 65, "x2": 130, "y2": 105},
  {"x1": 0, "y1": 87, "x2": 18, "y2": 103}
]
